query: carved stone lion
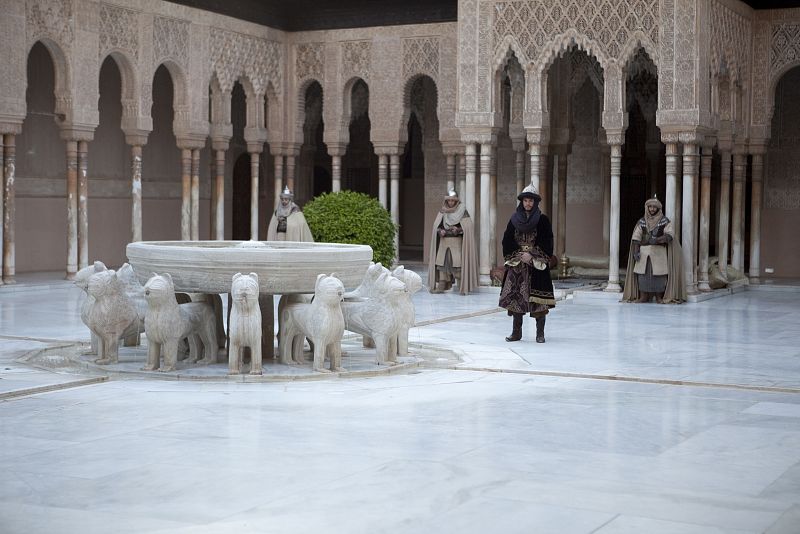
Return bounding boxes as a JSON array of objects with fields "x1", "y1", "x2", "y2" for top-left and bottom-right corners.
[
  {"x1": 228, "y1": 272, "x2": 262, "y2": 375},
  {"x1": 143, "y1": 273, "x2": 218, "y2": 372},
  {"x1": 279, "y1": 273, "x2": 345, "y2": 373},
  {"x1": 85, "y1": 269, "x2": 140, "y2": 365}
]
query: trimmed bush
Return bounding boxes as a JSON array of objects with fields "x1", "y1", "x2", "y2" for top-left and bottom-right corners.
[{"x1": 303, "y1": 191, "x2": 397, "y2": 266}]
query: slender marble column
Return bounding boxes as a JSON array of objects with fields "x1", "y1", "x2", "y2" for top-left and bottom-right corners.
[
  {"x1": 529, "y1": 143, "x2": 544, "y2": 192},
  {"x1": 515, "y1": 149, "x2": 525, "y2": 195},
  {"x1": 273, "y1": 154, "x2": 284, "y2": 209},
  {"x1": 681, "y1": 143, "x2": 698, "y2": 295},
  {"x1": 465, "y1": 143, "x2": 477, "y2": 218},
  {"x1": 445, "y1": 153, "x2": 456, "y2": 192},
  {"x1": 698, "y1": 145, "x2": 713, "y2": 291},
  {"x1": 605, "y1": 144, "x2": 622, "y2": 292},
  {"x1": 191, "y1": 149, "x2": 200, "y2": 241},
  {"x1": 556, "y1": 150, "x2": 568, "y2": 258},
  {"x1": 286, "y1": 154, "x2": 296, "y2": 193},
  {"x1": 77, "y1": 141, "x2": 89, "y2": 268},
  {"x1": 749, "y1": 153, "x2": 764, "y2": 283},
  {"x1": 458, "y1": 153, "x2": 466, "y2": 199},
  {"x1": 664, "y1": 142, "x2": 679, "y2": 229},
  {"x1": 602, "y1": 149, "x2": 610, "y2": 254},
  {"x1": 250, "y1": 151, "x2": 260, "y2": 240},
  {"x1": 731, "y1": 153, "x2": 746, "y2": 272},
  {"x1": 390, "y1": 154, "x2": 400, "y2": 256},
  {"x1": 377, "y1": 154, "x2": 388, "y2": 208},
  {"x1": 675, "y1": 154, "x2": 683, "y2": 239},
  {"x1": 3, "y1": 134, "x2": 15, "y2": 284},
  {"x1": 131, "y1": 145, "x2": 143, "y2": 242},
  {"x1": 489, "y1": 145, "x2": 497, "y2": 271},
  {"x1": 180, "y1": 148, "x2": 191, "y2": 241},
  {"x1": 331, "y1": 155, "x2": 342, "y2": 192},
  {"x1": 717, "y1": 151, "x2": 731, "y2": 276},
  {"x1": 214, "y1": 149, "x2": 225, "y2": 240},
  {"x1": 66, "y1": 140, "x2": 78, "y2": 279},
  {"x1": 0, "y1": 142, "x2": 3, "y2": 285},
  {"x1": 479, "y1": 142, "x2": 492, "y2": 285}
]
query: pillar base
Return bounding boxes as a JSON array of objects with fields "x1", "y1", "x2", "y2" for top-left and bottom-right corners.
[
  {"x1": 749, "y1": 276, "x2": 761, "y2": 285},
  {"x1": 604, "y1": 282, "x2": 622, "y2": 292},
  {"x1": 697, "y1": 281, "x2": 711, "y2": 292},
  {"x1": 65, "y1": 272, "x2": 76, "y2": 281},
  {"x1": 479, "y1": 274, "x2": 492, "y2": 286},
  {"x1": 2, "y1": 277, "x2": 16, "y2": 285}
]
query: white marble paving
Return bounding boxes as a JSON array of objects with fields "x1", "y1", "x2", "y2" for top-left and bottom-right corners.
[{"x1": 2, "y1": 274, "x2": 800, "y2": 532}]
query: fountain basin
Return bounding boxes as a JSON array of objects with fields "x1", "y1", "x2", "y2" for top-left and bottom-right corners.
[{"x1": 126, "y1": 241, "x2": 373, "y2": 294}]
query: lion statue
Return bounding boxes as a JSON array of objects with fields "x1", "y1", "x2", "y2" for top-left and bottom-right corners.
[{"x1": 228, "y1": 272, "x2": 262, "y2": 375}]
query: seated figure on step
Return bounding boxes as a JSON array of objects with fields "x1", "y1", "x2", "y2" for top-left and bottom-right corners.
[
  {"x1": 622, "y1": 196, "x2": 685, "y2": 304},
  {"x1": 427, "y1": 189, "x2": 478, "y2": 295}
]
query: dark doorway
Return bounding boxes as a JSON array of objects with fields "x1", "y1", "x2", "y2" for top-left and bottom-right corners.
[
  {"x1": 313, "y1": 165, "x2": 331, "y2": 197},
  {"x1": 232, "y1": 153, "x2": 251, "y2": 240}
]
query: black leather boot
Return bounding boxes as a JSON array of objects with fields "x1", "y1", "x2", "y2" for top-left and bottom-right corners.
[
  {"x1": 505, "y1": 313, "x2": 523, "y2": 342},
  {"x1": 535, "y1": 316, "x2": 546, "y2": 343}
]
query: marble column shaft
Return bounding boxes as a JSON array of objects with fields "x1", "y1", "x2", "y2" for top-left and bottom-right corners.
[
  {"x1": 698, "y1": 146, "x2": 713, "y2": 291},
  {"x1": 131, "y1": 145, "x2": 143, "y2": 242},
  {"x1": 445, "y1": 154, "x2": 456, "y2": 193},
  {"x1": 538, "y1": 150, "x2": 550, "y2": 216},
  {"x1": 606, "y1": 144, "x2": 622, "y2": 292},
  {"x1": 717, "y1": 151, "x2": 731, "y2": 276},
  {"x1": 214, "y1": 149, "x2": 225, "y2": 240},
  {"x1": 665, "y1": 142, "x2": 679, "y2": 230},
  {"x1": 250, "y1": 151, "x2": 260, "y2": 240},
  {"x1": 458, "y1": 153, "x2": 466, "y2": 200},
  {"x1": 3, "y1": 134, "x2": 15, "y2": 283},
  {"x1": 286, "y1": 154, "x2": 296, "y2": 193},
  {"x1": 377, "y1": 154, "x2": 388, "y2": 208},
  {"x1": 66, "y1": 140, "x2": 78, "y2": 279},
  {"x1": 602, "y1": 148, "x2": 610, "y2": 254},
  {"x1": 465, "y1": 143, "x2": 477, "y2": 218},
  {"x1": 390, "y1": 154, "x2": 400, "y2": 256},
  {"x1": 180, "y1": 148, "x2": 191, "y2": 241},
  {"x1": 557, "y1": 150, "x2": 568, "y2": 258},
  {"x1": 749, "y1": 154, "x2": 764, "y2": 282},
  {"x1": 78, "y1": 141, "x2": 89, "y2": 268},
  {"x1": 331, "y1": 155, "x2": 342, "y2": 192},
  {"x1": 479, "y1": 143, "x2": 492, "y2": 285},
  {"x1": 682, "y1": 143, "x2": 698, "y2": 295},
  {"x1": 191, "y1": 149, "x2": 200, "y2": 241},
  {"x1": 273, "y1": 154, "x2": 284, "y2": 209},
  {"x1": 515, "y1": 149, "x2": 525, "y2": 195},
  {"x1": 529, "y1": 144, "x2": 543, "y2": 192},
  {"x1": 489, "y1": 146, "x2": 497, "y2": 270},
  {"x1": 731, "y1": 153, "x2": 746, "y2": 272}
]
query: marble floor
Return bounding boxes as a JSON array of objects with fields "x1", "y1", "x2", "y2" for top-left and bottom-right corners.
[{"x1": 1, "y1": 271, "x2": 800, "y2": 533}]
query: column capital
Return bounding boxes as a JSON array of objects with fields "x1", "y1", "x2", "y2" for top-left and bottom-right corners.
[
  {"x1": 243, "y1": 126, "x2": 268, "y2": 146},
  {"x1": 0, "y1": 120, "x2": 23, "y2": 135},
  {"x1": 327, "y1": 142, "x2": 348, "y2": 157},
  {"x1": 460, "y1": 129, "x2": 498, "y2": 146},
  {"x1": 525, "y1": 127, "x2": 549, "y2": 146},
  {"x1": 210, "y1": 123, "x2": 233, "y2": 144},
  {"x1": 176, "y1": 135, "x2": 207, "y2": 151},
  {"x1": 59, "y1": 125, "x2": 96, "y2": 143},
  {"x1": 604, "y1": 129, "x2": 625, "y2": 146},
  {"x1": 440, "y1": 142, "x2": 466, "y2": 157},
  {"x1": 748, "y1": 140, "x2": 769, "y2": 155},
  {"x1": 123, "y1": 129, "x2": 150, "y2": 147}
]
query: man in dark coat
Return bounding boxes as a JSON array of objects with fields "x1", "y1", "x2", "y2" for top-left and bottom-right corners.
[{"x1": 498, "y1": 184, "x2": 556, "y2": 343}]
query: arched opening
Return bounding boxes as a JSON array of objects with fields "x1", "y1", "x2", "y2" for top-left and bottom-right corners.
[
  {"x1": 298, "y1": 81, "x2": 330, "y2": 201},
  {"x1": 88, "y1": 55, "x2": 130, "y2": 265},
  {"x1": 343, "y1": 79, "x2": 375, "y2": 195},
  {"x1": 764, "y1": 65, "x2": 800, "y2": 277},
  {"x1": 229, "y1": 81, "x2": 251, "y2": 240},
  {"x1": 16, "y1": 41, "x2": 67, "y2": 273},
  {"x1": 621, "y1": 47, "x2": 661, "y2": 266},
  {"x1": 142, "y1": 64, "x2": 181, "y2": 240},
  {"x1": 401, "y1": 75, "x2": 439, "y2": 263}
]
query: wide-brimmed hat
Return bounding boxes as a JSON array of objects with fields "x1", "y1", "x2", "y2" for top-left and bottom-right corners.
[{"x1": 517, "y1": 184, "x2": 542, "y2": 201}]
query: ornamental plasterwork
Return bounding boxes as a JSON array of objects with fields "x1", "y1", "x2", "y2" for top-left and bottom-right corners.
[
  {"x1": 153, "y1": 16, "x2": 189, "y2": 66},
  {"x1": 659, "y1": 0, "x2": 675, "y2": 110},
  {"x1": 209, "y1": 28, "x2": 283, "y2": 95},
  {"x1": 492, "y1": 0, "x2": 658, "y2": 67},
  {"x1": 296, "y1": 42, "x2": 324, "y2": 82},
  {"x1": 770, "y1": 22, "x2": 800, "y2": 81},
  {"x1": 673, "y1": 0, "x2": 696, "y2": 110},
  {"x1": 403, "y1": 37, "x2": 440, "y2": 80},
  {"x1": 99, "y1": 3, "x2": 139, "y2": 59},
  {"x1": 459, "y1": 0, "x2": 479, "y2": 112},
  {"x1": 27, "y1": 0, "x2": 74, "y2": 48},
  {"x1": 710, "y1": 0, "x2": 751, "y2": 84},
  {"x1": 341, "y1": 41, "x2": 372, "y2": 82}
]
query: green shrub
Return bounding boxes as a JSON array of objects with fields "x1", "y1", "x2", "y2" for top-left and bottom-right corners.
[{"x1": 304, "y1": 191, "x2": 397, "y2": 266}]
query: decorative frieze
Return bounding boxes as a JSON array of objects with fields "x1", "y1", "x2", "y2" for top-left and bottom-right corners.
[
  {"x1": 209, "y1": 28, "x2": 283, "y2": 95},
  {"x1": 341, "y1": 40, "x2": 371, "y2": 81},
  {"x1": 403, "y1": 37, "x2": 440, "y2": 80},
  {"x1": 153, "y1": 16, "x2": 189, "y2": 66},
  {"x1": 99, "y1": 3, "x2": 139, "y2": 59},
  {"x1": 27, "y1": 0, "x2": 73, "y2": 48},
  {"x1": 296, "y1": 42, "x2": 324, "y2": 81}
]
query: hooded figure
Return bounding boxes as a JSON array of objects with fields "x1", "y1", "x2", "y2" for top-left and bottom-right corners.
[
  {"x1": 427, "y1": 190, "x2": 478, "y2": 295},
  {"x1": 622, "y1": 197, "x2": 685, "y2": 303},
  {"x1": 498, "y1": 184, "x2": 555, "y2": 343},
  {"x1": 267, "y1": 187, "x2": 314, "y2": 242}
]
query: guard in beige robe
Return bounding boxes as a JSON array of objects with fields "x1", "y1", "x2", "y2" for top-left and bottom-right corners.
[
  {"x1": 267, "y1": 187, "x2": 314, "y2": 242},
  {"x1": 427, "y1": 190, "x2": 478, "y2": 295},
  {"x1": 622, "y1": 197, "x2": 685, "y2": 303}
]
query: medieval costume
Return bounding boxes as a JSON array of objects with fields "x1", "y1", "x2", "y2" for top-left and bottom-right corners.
[
  {"x1": 427, "y1": 190, "x2": 478, "y2": 295},
  {"x1": 267, "y1": 187, "x2": 314, "y2": 242},
  {"x1": 498, "y1": 184, "x2": 556, "y2": 343},
  {"x1": 622, "y1": 197, "x2": 685, "y2": 303}
]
